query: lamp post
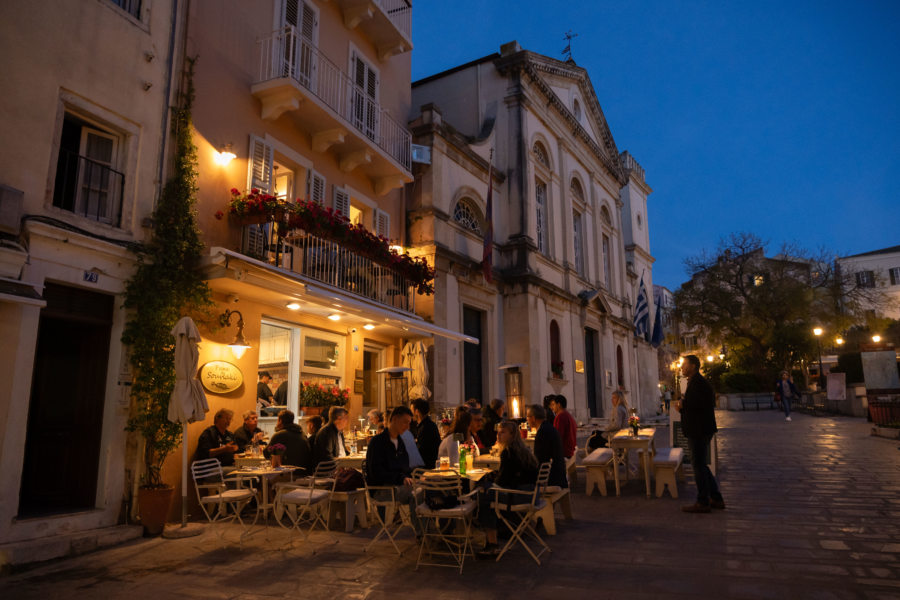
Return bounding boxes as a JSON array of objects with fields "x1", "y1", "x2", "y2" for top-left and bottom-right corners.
[{"x1": 813, "y1": 327, "x2": 824, "y2": 390}]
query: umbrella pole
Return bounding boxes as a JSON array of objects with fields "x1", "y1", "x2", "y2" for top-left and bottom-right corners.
[{"x1": 182, "y1": 422, "x2": 188, "y2": 528}]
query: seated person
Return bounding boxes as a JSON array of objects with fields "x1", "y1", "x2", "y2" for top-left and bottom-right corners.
[
  {"x1": 468, "y1": 408, "x2": 487, "y2": 453},
  {"x1": 481, "y1": 399, "x2": 505, "y2": 449},
  {"x1": 438, "y1": 410, "x2": 480, "y2": 466},
  {"x1": 527, "y1": 404, "x2": 567, "y2": 488},
  {"x1": 196, "y1": 408, "x2": 238, "y2": 468},
  {"x1": 367, "y1": 409, "x2": 385, "y2": 434},
  {"x1": 306, "y1": 415, "x2": 324, "y2": 449},
  {"x1": 264, "y1": 410, "x2": 312, "y2": 473},
  {"x1": 411, "y1": 398, "x2": 440, "y2": 470},
  {"x1": 314, "y1": 406, "x2": 349, "y2": 465},
  {"x1": 232, "y1": 409, "x2": 266, "y2": 453},
  {"x1": 477, "y1": 420, "x2": 539, "y2": 556},
  {"x1": 364, "y1": 406, "x2": 421, "y2": 534},
  {"x1": 591, "y1": 391, "x2": 628, "y2": 449}
]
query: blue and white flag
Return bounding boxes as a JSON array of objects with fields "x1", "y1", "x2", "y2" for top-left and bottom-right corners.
[{"x1": 633, "y1": 276, "x2": 650, "y2": 340}]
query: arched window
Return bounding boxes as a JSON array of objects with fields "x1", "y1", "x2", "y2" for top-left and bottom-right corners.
[
  {"x1": 570, "y1": 178, "x2": 584, "y2": 204},
  {"x1": 532, "y1": 142, "x2": 549, "y2": 168},
  {"x1": 550, "y1": 320, "x2": 561, "y2": 371},
  {"x1": 573, "y1": 98, "x2": 582, "y2": 121},
  {"x1": 452, "y1": 197, "x2": 482, "y2": 235},
  {"x1": 616, "y1": 345, "x2": 624, "y2": 387},
  {"x1": 600, "y1": 205, "x2": 612, "y2": 226}
]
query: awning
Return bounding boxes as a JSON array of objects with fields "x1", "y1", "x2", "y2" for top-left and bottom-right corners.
[
  {"x1": 0, "y1": 278, "x2": 46, "y2": 307},
  {"x1": 203, "y1": 247, "x2": 479, "y2": 345}
]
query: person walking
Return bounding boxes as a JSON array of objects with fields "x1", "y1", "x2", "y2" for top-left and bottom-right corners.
[
  {"x1": 775, "y1": 371, "x2": 799, "y2": 422},
  {"x1": 677, "y1": 355, "x2": 725, "y2": 513}
]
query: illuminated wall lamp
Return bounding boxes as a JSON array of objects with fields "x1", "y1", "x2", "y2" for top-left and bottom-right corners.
[
  {"x1": 214, "y1": 143, "x2": 236, "y2": 166},
  {"x1": 363, "y1": 323, "x2": 375, "y2": 330},
  {"x1": 328, "y1": 314, "x2": 341, "y2": 321},
  {"x1": 499, "y1": 364, "x2": 526, "y2": 419},
  {"x1": 220, "y1": 309, "x2": 250, "y2": 359},
  {"x1": 286, "y1": 301, "x2": 301, "y2": 310}
]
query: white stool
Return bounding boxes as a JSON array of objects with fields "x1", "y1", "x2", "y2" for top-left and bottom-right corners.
[
  {"x1": 652, "y1": 447, "x2": 684, "y2": 499},
  {"x1": 583, "y1": 448, "x2": 614, "y2": 496}
]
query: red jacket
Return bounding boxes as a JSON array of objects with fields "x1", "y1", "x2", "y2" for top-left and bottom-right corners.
[{"x1": 554, "y1": 410, "x2": 578, "y2": 458}]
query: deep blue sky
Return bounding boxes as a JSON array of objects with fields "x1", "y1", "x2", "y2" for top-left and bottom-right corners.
[{"x1": 411, "y1": 0, "x2": 900, "y2": 290}]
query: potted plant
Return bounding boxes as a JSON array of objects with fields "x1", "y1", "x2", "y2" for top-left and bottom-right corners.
[
  {"x1": 122, "y1": 59, "x2": 211, "y2": 536},
  {"x1": 551, "y1": 361, "x2": 565, "y2": 379}
]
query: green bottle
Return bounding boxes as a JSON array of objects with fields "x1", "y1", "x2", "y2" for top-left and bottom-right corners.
[{"x1": 458, "y1": 445, "x2": 467, "y2": 475}]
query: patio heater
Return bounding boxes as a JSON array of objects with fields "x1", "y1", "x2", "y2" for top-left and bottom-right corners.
[
  {"x1": 499, "y1": 364, "x2": 526, "y2": 419},
  {"x1": 377, "y1": 366, "x2": 412, "y2": 410}
]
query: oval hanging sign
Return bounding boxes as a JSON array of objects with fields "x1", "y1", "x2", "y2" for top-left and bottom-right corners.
[{"x1": 199, "y1": 360, "x2": 243, "y2": 394}]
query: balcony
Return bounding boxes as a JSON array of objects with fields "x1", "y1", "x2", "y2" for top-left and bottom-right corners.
[
  {"x1": 240, "y1": 224, "x2": 417, "y2": 314},
  {"x1": 332, "y1": 0, "x2": 412, "y2": 59},
  {"x1": 251, "y1": 27, "x2": 412, "y2": 195}
]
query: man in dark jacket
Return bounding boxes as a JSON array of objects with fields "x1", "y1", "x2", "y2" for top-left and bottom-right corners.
[
  {"x1": 265, "y1": 410, "x2": 312, "y2": 473},
  {"x1": 410, "y1": 398, "x2": 440, "y2": 470},
  {"x1": 481, "y1": 398, "x2": 505, "y2": 448},
  {"x1": 677, "y1": 355, "x2": 725, "y2": 513},
  {"x1": 365, "y1": 405, "x2": 421, "y2": 534},
  {"x1": 527, "y1": 404, "x2": 568, "y2": 488},
  {"x1": 233, "y1": 410, "x2": 266, "y2": 453},
  {"x1": 314, "y1": 406, "x2": 349, "y2": 465}
]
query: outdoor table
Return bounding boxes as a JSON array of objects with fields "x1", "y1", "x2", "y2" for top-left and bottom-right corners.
[
  {"x1": 422, "y1": 467, "x2": 492, "y2": 483},
  {"x1": 473, "y1": 454, "x2": 500, "y2": 470},
  {"x1": 335, "y1": 453, "x2": 366, "y2": 469},
  {"x1": 232, "y1": 464, "x2": 301, "y2": 520},
  {"x1": 609, "y1": 428, "x2": 656, "y2": 498}
]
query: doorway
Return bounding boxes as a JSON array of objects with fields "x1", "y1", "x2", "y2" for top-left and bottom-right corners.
[
  {"x1": 463, "y1": 306, "x2": 483, "y2": 405},
  {"x1": 18, "y1": 283, "x2": 113, "y2": 517},
  {"x1": 585, "y1": 328, "x2": 601, "y2": 418}
]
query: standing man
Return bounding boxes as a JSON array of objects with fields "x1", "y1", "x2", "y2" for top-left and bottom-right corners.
[
  {"x1": 550, "y1": 395, "x2": 577, "y2": 460},
  {"x1": 233, "y1": 409, "x2": 266, "y2": 452},
  {"x1": 257, "y1": 371, "x2": 275, "y2": 413},
  {"x1": 527, "y1": 404, "x2": 567, "y2": 488},
  {"x1": 410, "y1": 398, "x2": 440, "y2": 470},
  {"x1": 196, "y1": 408, "x2": 238, "y2": 468},
  {"x1": 677, "y1": 355, "x2": 725, "y2": 513},
  {"x1": 775, "y1": 371, "x2": 799, "y2": 422}
]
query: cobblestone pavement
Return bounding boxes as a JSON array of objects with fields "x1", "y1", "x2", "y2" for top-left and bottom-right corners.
[{"x1": 2, "y1": 410, "x2": 899, "y2": 600}]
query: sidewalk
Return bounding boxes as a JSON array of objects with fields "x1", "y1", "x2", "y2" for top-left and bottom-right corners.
[{"x1": 2, "y1": 410, "x2": 899, "y2": 599}]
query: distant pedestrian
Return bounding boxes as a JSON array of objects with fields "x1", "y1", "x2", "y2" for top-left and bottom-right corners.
[
  {"x1": 775, "y1": 371, "x2": 799, "y2": 422},
  {"x1": 677, "y1": 355, "x2": 725, "y2": 513},
  {"x1": 664, "y1": 387, "x2": 672, "y2": 412}
]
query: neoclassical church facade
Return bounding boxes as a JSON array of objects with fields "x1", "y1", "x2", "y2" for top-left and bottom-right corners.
[{"x1": 407, "y1": 41, "x2": 659, "y2": 422}]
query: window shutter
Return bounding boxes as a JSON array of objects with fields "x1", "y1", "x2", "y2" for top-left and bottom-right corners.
[
  {"x1": 248, "y1": 135, "x2": 273, "y2": 193},
  {"x1": 300, "y1": 1, "x2": 316, "y2": 40},
  {"x1": 307, "y1": 170, "x2": 325, "y2": 205},
  {"x1": 375, "y1": 208, "x2": 390, "y2": 239},
  {"x1": 332, "y1": 187, "x2": 350, "y2": 217},
  {"x1": 282, "y1": 0, "x2": 298, "y2": 27}
]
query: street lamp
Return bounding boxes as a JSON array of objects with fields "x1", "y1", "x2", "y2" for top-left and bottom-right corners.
[
  {"x1": 872, "y1": 334, "x2": 882, "y2": 343},
  {"x1": 813, "y1": 327, "x2": 824, "y2": 390}
]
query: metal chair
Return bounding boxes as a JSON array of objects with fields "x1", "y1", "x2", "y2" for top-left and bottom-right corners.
[
  {"x1": 491, "y1": 461, "x2": 552, "y2": 564},
  {"x1": 190, "y1": 458, "x2": 259, "y2": 543},
  {"x1": 363, "y1": 460, "x2": 418, "y2": 555},
  {"x1": 272, "y1": 459, "x2": 337, "y2": 545},
  {"x1": 414, "y1": 471, "x2": 478, "y2": 573}
]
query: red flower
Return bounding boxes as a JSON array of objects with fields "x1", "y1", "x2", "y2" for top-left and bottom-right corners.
[{"x1": 214, "y1": 210, "x2": 224, "y2": 220}]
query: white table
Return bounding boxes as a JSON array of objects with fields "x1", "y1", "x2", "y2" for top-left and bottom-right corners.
[
  {"x1": 232, "y1": 465, "x2": 301, "y2": 520},
  {"x1": 609, "y1": 428, "x2": 656, "y2": 498}
]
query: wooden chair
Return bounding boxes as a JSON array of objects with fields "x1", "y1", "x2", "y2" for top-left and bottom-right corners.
[{"x1": 491, "y1": 461, "x2": 552, "y2": 564}]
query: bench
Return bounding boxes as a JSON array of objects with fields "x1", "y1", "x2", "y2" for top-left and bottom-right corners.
[
  {"x1": 536, "y1": 485, "x2": 573, "y2": 535},
  {"x1": 652, "y1": 448, "x2": 684, "y2": 499},
  {"x1": 583, "y1": 448, "x2": 614, "y2": 496},
  {"x1": 741, "y1": 395, "x2": 774, "y2": 411}
]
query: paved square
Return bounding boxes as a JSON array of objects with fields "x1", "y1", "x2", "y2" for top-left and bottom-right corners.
[{"x1": 2, "y1": 410, "x2": 899, "y2": 599}]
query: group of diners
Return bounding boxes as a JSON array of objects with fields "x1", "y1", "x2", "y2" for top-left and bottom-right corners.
[{"x1": 194, "y1": 406, "x2": 348, "y2": 474}]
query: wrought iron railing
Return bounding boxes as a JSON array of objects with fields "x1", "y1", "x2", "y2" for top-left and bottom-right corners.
[
  {"x1": 241, "y1": 225, "x2": 416, "y2": 314},
  {"x1": 376, "y1": 0, "x2": 412, "y2": 41},
  {"x1": 52, "y1": 149, "x2": 125, "y2": 227},
  {"x1": 255, "y1": 27, "x2": 411, "y2": 171}
]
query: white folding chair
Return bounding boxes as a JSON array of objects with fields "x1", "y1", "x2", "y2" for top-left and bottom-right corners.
[
  {"x1": 491, "y1": 461, "x2": 552, "y2": 564},
  {"x1": 414, "y1": 471, "x2": 478, "y2": 573},
  {"x1": 272, "y1": 459, "x2": 337, "y2": 546},
  {"x1": 363, "y1": 461, "x2": 417, "y2": 555},
  {"x1": 191, "y1": 458, "x2": 259, "y2": 543}
]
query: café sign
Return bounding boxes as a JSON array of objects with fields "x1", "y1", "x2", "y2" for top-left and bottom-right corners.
[{"x1": 199, "y1": 360, "x2": 243, "y2": 394}]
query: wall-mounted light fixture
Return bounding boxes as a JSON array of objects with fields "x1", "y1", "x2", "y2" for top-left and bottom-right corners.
[
  {"x1": 286, "y1": 301, "x2": 301, "y2": 310},
  {"x1": 220, "y1": 309, "x2": 250, "y2": 359},
  {"x1": 214, "y1": 143, "x2": 236, "y2": 166},
  {"x1": 499, "y1": 364, "x2": 526, "y2": 419},
  {"x1": 363, "y1": 323, "x2": 375, "y2": 330},
  {"x1": 328, "y1": 314, "x2": 341, "y2": 321}
]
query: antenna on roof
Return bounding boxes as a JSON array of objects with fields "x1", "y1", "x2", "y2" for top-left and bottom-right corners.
[{"x1": 562, "y1": 30, "x2": 578, "y2": 61}]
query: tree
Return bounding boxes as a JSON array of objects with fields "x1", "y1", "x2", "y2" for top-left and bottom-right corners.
[{"x1": 674, "y1": 233, "x2": 886, "y2": 388}]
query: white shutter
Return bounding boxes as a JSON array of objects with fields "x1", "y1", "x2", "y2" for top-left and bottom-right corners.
[
  {"x1": 374, "y1": 208, "x2": 390, "y2": 239},
  {"x1": 307, "y1": 169, "x2": 325, "y2": 205},
  {"x1": 332, "y1": 187, "x2": 350, "y2": 217},
  {"x1": 248, "y1": 135, "x2": 273, "y2": 193}
]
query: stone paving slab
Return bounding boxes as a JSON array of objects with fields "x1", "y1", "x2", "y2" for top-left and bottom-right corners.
[{"x1": 1, "y1": 411, "x2": 899, "y2": 599}]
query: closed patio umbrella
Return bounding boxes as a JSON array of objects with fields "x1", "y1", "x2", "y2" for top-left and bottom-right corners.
[
  {"x1": 403, "y1": 340, "x2": 431, "y2": 401},
  {"x1": 167, "y1": 316, "x2": 208, "y2": 534}
]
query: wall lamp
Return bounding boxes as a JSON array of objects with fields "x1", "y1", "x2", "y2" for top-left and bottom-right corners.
[
  {"x1": 220, "y1": 309, "x2": 250, "y2": 359},
  {"x1": 214, "y1": 143, "x2": 236, "y2": 166}
]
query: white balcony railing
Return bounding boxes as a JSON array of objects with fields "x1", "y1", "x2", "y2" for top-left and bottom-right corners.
[
  {"x1": 376, "y1": 0, "x2": 412, "y2": 41},
  {"x1": 256, "y1": 27, "x2": 411, "y2": 171}
]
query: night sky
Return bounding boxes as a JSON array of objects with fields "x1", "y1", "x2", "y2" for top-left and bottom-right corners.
[{"x1": 411, "y1": 0, "x2": 900, "y2": 290}]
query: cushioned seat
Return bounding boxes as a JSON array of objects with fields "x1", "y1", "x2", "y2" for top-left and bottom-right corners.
[{"x1": 281, "y1": 488, "x2": 330, "y2": 504}]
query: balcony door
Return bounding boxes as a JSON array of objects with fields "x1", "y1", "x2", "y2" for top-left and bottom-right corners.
[
  {"x1": 351, "y1": 50, "x2": 379, "y2": 141},
  {"x1": 281, "y1": 0, "x2": 317, "y2": 87}
]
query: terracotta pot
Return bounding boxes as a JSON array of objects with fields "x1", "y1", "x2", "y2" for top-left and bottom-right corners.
[
  {"x1": 138, "y1": 486, "x2": 175, "y2": 537},
  {"x1": 301, "y1": 406, "x2": 323, "y2": 417}
]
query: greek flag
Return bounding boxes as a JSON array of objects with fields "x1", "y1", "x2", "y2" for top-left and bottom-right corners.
[{"x1": 633, "y1": 276, "x2": 650, "y2": 340}]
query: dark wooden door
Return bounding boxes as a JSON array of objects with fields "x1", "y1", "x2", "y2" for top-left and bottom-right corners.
[
  {"x1": 18, "y1": 283, "x2": 113, "y2": 517},
  {"x1": 463, "y1": 307, "x2": 483, "y2": 405},
  {"x1": 585, "y1": 328, "x2": 601, "y2": 418}
]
